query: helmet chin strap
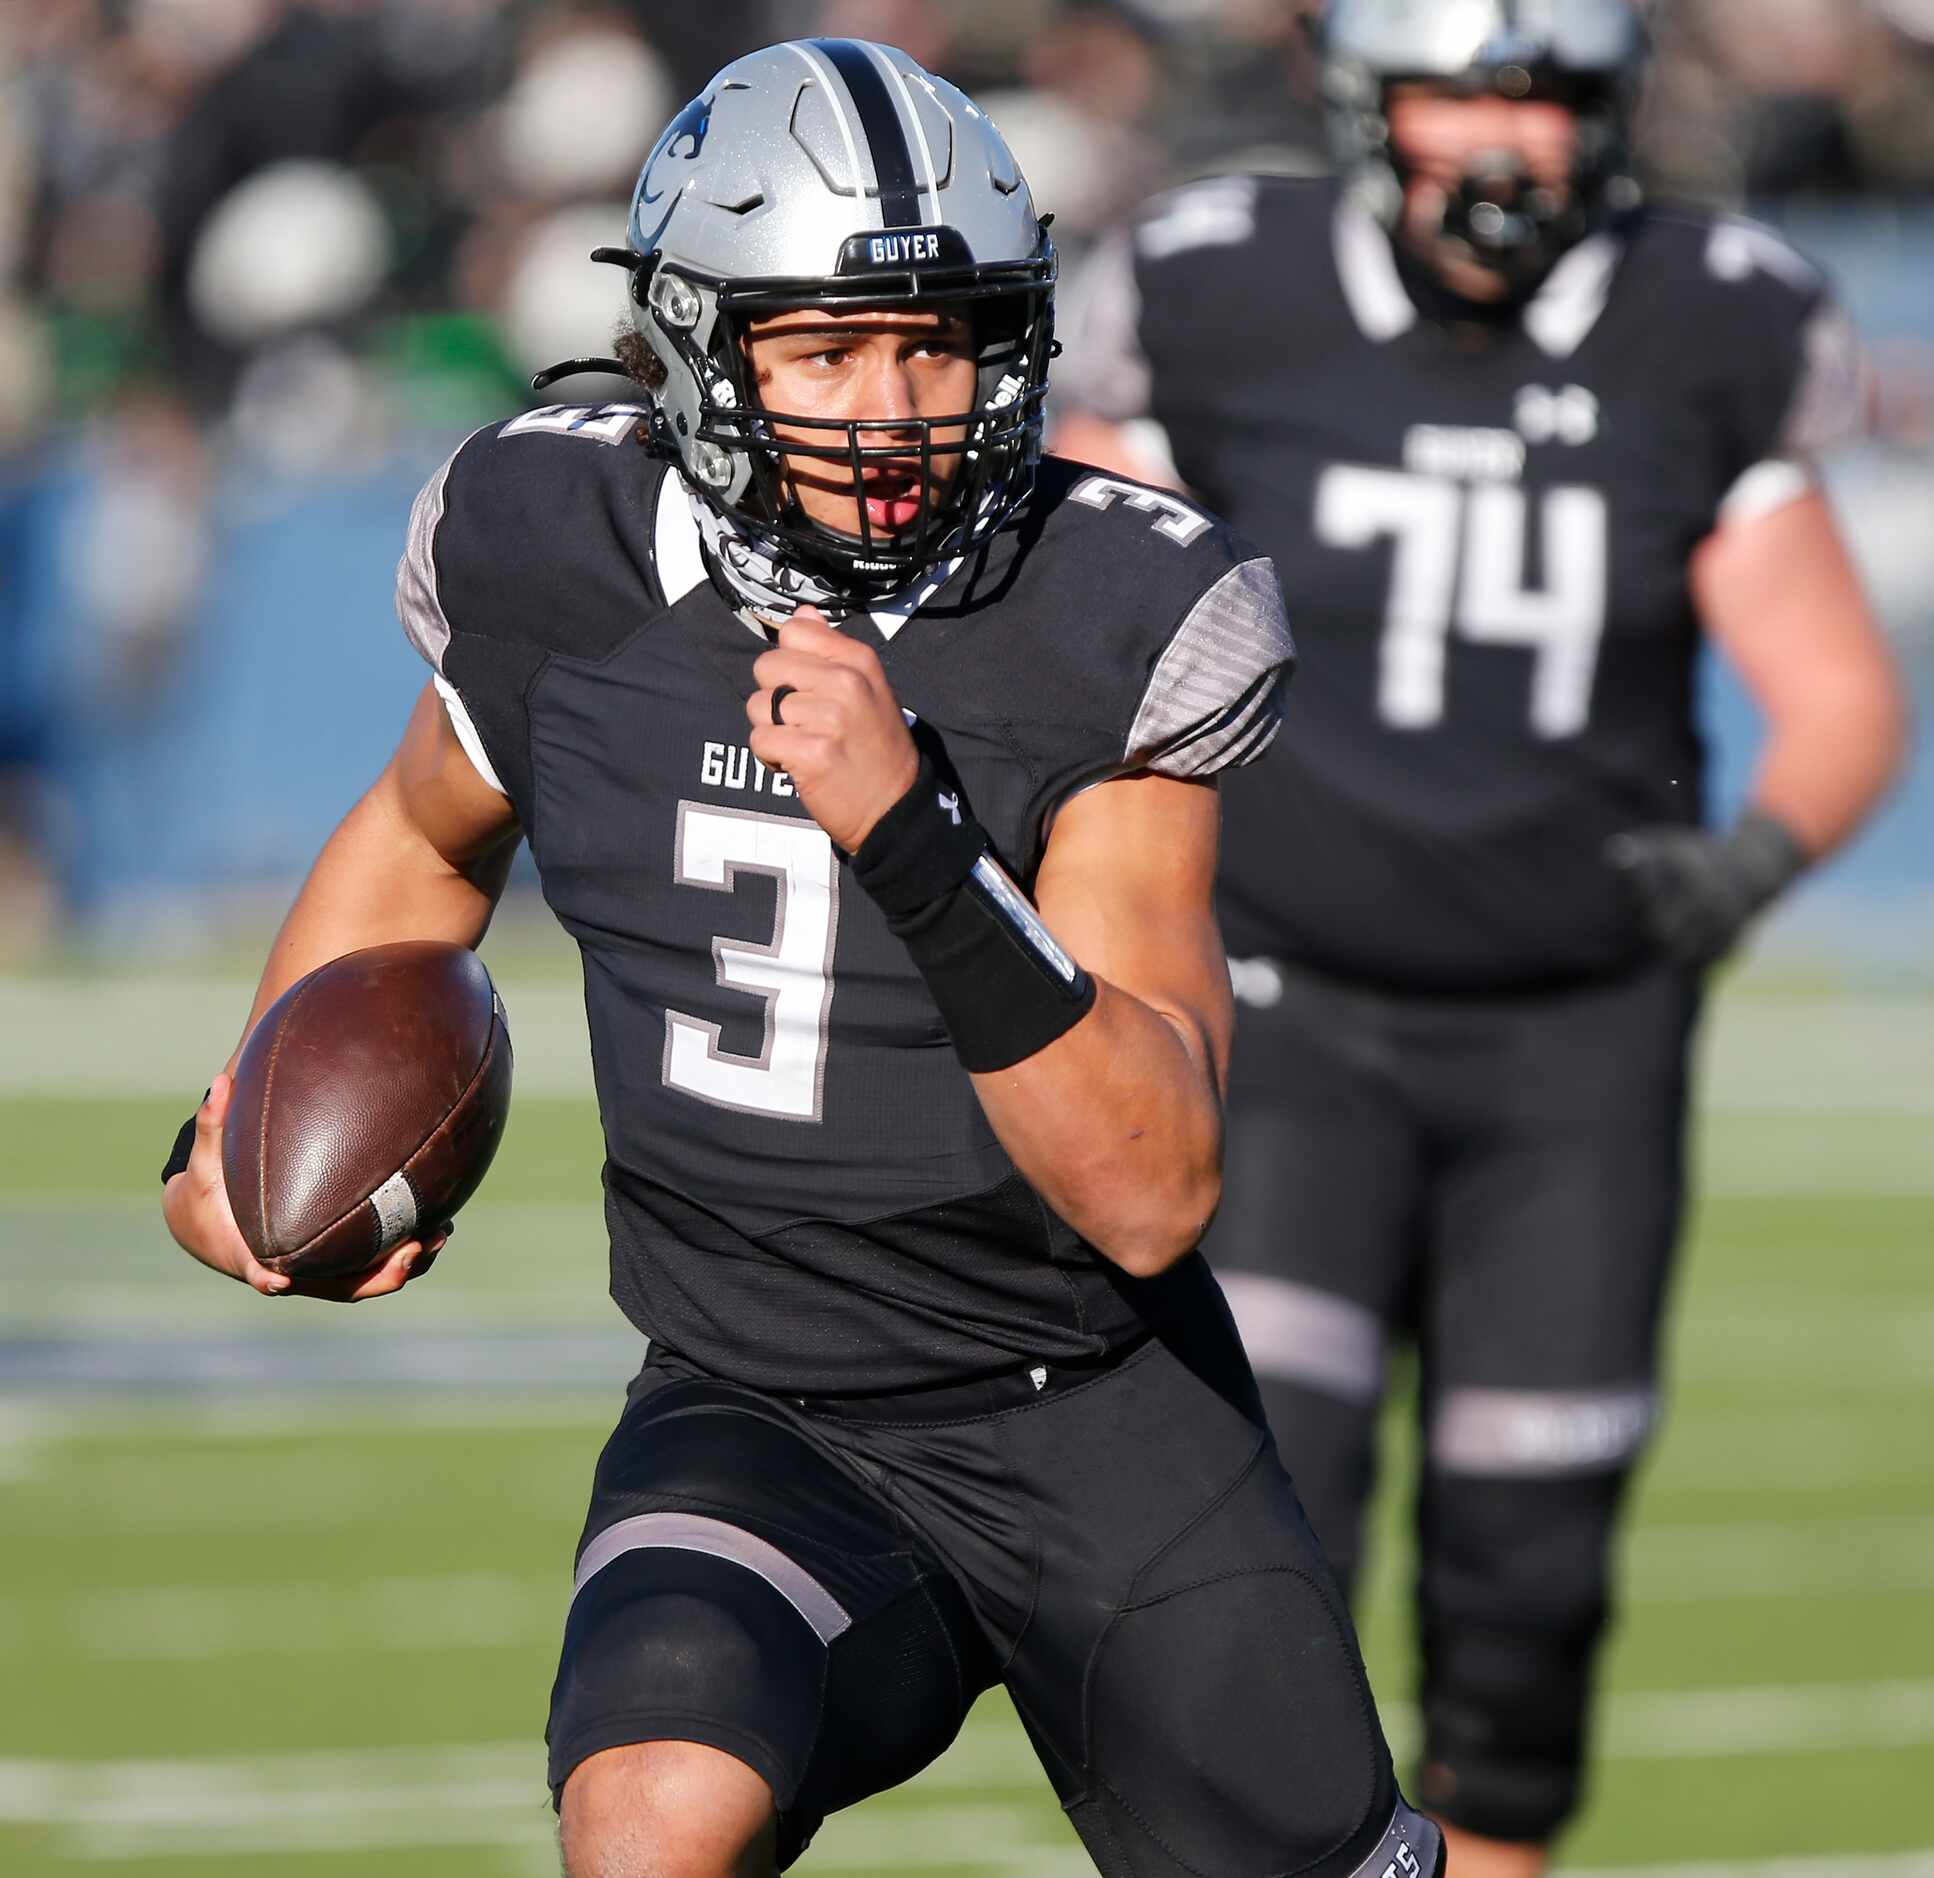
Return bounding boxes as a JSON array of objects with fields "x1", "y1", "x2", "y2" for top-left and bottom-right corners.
[{"x1": 686, "y1": 432, "x2": 1022, "y2": 627}]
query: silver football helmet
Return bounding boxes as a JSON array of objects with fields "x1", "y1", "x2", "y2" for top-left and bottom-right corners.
[
  {"x1": 1318, "y1": 0, "x2": 1648, "y2": 289},
  {"x1": 599, "y1": 38, "x2": 1056, "y2": 602}
]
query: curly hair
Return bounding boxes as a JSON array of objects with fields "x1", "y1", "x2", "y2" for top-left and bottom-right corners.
[{"x1": 612, "y1": 324, "x2": 667, "y2": 392}]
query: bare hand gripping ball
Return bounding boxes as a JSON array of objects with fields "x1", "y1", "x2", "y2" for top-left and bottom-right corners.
[{"x1": 223, "y1": 941, "x2": 513, "y2": 1278}]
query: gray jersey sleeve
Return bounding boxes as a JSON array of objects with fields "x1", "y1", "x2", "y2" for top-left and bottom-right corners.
[
  {"x1": 393, "y1": 437, "x2": 508, "y2": 796},
  {"x1": 1775, "y1": 301, "x2": 1867, "y2": 461},
  {"x1": 1125, "y1": 557, "x2": 1294, "y2": 779},
  {"x1": 1711, "y1": 220, "x2": 1869, "y2": 526},
  {"x1": 1718, "y1": 303, "x2": 1868, "y2": 527},
  {"x1": 395, "y1": 444, "x2": 461, "y2": 674}
]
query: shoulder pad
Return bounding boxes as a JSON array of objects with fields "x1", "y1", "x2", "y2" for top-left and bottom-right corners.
[
  {"x1": 1131, "y1": 174, "x2": 1265, "y2": 263},
  {"x1": 398, "y1": 405, "x2": 672, "y2": 672},
  {"x1": 1033, "y1": 456, "x2": 1236, "y2": 564},
  {"x1": 1642, "y1": 206, "x2": 1828, "y2": 310},
  {"x1": 1701, "y1": 213, "x2": 1826, "y2": 296},
  {"x1": 1632, "y1": 210, "x2": 1859, "y2": 484}
]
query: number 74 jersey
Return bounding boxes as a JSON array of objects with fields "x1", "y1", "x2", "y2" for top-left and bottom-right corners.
[
  {"x1": 393, "y1": 427, "x2": 1291, "y2": 1393},
  {"x1": 1057, "y1": 174, "x2": 1865, "y2": 991}
]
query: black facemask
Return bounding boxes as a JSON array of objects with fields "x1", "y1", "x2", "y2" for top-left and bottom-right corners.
[{"x1": 1437, "y1": 148, "x2": 1589, "y2": 297}]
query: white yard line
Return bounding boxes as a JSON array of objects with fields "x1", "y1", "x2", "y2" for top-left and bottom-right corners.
[
  {"x1": 1620, "y1": 1512, "x2": 1934, "y2": 1602},
  {"x1": 8, "y1": 1677, "x2": 1934, "y2": 1823},
  {"x1": 780, "y1": 1805, "x2": 1091, "y2": 1874},
  {"x1": 1600, "y1": 1680, "x2": 1934, "y2": 1758},
  {"x1": 0, "y1": 978, "x2": 595, "y2": 1101},
  {"x1": 0, "y1": 1391, "x2": 621, "y2": 1443},
  {"x1": 3, "y1": 1574, "x2": 558, "y2": 1662},
  {"x1": 1561, "y1": 1857, "x2": 1934, "y2": 1878},
  {"x1": 1372, "y1": 1679, "x2": 1934, "y2": 1765},
  {"x1": 5, "y1": 979, "x2": 1931, "y2": 1114},
  {"x1": 1647, "y1": 1409, "x2": 1934, "y2": 1491},
  {"x1": 1354, "y1": 1515, "x2": 1934, "y2": 1613},
  {"x1": 1, "y1": 1743, "x2": 1089, "y2": 1869},
  {"x1": 0, "y1": 1308, "x2": 1925, "y2": 1422}
]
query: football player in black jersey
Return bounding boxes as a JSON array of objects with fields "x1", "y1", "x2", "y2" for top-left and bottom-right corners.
[
  {"x1": 1054, "y1": 4, "x2": 1907, "y2": 1876},
  {"x1": 161, "y1": 38, "x2": 1444, "y2": 1878}
]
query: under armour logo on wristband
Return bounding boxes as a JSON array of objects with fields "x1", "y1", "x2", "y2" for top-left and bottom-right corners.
[{"x1": 938, "y1": 791, "x2": 961, "y2": 826}]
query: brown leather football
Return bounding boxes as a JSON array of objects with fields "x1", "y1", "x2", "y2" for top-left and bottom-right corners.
[{"x1": 223, "y1": 940, "x2": 513, "y2": 1278}]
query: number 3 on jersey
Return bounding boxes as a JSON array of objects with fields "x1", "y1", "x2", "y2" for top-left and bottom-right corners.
[
  {"x1": 1315, "y1": 465, "x2": 1608, "y2": 738},
  {"x1": 663, "y1": 804, "x2": 838, "y2": 1122}
]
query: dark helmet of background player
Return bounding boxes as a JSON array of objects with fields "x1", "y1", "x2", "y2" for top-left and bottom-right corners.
[
  {"x1": 592, "y1": 39, "x2": 1057, "y2": 606},
  {"x1": 1317, "y1": 0, "x2": 1649, "y2": 297}
]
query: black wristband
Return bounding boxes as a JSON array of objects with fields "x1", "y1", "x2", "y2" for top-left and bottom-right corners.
[
  {"x1": 161, "y1": 1092, "x2": 208, "y2": 1185},
  {"x1": 849, "y1": 757, "x2": 1097, "y2": 1073},
  {"x1": 845, "y1": 751, "x2": 987, "y2": 916}
]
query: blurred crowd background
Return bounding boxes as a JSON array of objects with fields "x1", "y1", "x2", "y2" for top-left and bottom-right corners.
[{"x1": 1, "y1": 0, "x2": 1930, "y2": 959}]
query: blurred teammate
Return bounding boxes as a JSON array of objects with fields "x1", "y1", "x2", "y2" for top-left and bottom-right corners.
[
  {"x1": 162, "y1": 39, "x2": 1439, "y2": 1878},
  {"x1": 1055, "y1": 3, "x2": 1907, "y2": 1874}
]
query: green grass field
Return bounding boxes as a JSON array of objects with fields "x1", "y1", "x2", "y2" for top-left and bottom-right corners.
[{"x1": 2, "y1": 974, "x2": 1931, "y2": 1876}]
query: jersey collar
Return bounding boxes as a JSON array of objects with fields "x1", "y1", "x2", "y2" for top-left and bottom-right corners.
[
  {"x1": 1332, "y1": 188, "x2": 1623, "y2": 360},
  {"x1": 654, "y1": 473, "x2": 961, "y2": 642}
]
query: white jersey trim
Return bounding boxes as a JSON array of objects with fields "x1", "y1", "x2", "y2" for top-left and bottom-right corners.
[
  {"x1": 1333, "y1": 191, "x2": 1416, "y2": 343},
  {"x1": 1523, "y1": 233, "x2": 1623, "y2": 359},
  {"x1": 654, "y1": 467, "x2": 711, "y2": 606},
  {"x1": 433, "y1": 674, "x2": 508, "y2": 798},
  {"x1": 658, "y1": 469, "x2": 959, "y2": 643},
  {"x1": 1718, "y1": 458, "x2": 1815, "y2": 530},
  {"x1": 1333, "y1": 190, "x2": 1623, "y2": 359}
]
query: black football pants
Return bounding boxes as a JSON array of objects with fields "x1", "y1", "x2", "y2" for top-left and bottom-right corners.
[
  {"x1": 548, "y1": 1286, "x2": 1442, "y2": 1877},
  {"x1": 1204, "y1": 957, "x2": 1702, "y2": 1846}
]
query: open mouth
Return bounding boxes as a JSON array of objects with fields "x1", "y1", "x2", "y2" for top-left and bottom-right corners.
[{"x1": 860, "y1": 467, "x2": 928, "y2": 533}]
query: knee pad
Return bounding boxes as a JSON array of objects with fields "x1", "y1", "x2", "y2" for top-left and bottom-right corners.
[
  {"x1": 1067, "y1": 1455, "x2": 1396, "y2": 1878},
  {"x1": 1415, "y1": 1465, "x2": 1638, "y2": 1843}
]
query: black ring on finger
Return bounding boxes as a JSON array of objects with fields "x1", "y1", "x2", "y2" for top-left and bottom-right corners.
[{"x1": 771, "y1": 684, "x2": 797, "y2": 726}]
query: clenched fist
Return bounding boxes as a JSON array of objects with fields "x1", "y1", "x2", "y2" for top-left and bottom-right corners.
[{"x1": 746, "y1": 608, "x2": 920, "y2": 853}]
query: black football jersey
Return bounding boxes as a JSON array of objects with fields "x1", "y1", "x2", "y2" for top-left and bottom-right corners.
[
  {"x1": 396, "y1": 419, "x2": 1291, "y2": 1392},
  {"x1": 1056, "y1": 175, "x2": 1864, "y2": 992}
]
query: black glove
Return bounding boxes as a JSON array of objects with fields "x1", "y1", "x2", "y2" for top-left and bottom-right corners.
[
  {"x1": 161, "y1": 1090, "x2": 210, "y2": 1184},
  {"x1": 1607, "y1": 810, "x2": 1809, "y2": 967}
]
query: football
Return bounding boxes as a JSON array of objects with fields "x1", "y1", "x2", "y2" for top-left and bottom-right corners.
[{"x1": 222, "y1": 940, "x2": 513, "y2": 1278}]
